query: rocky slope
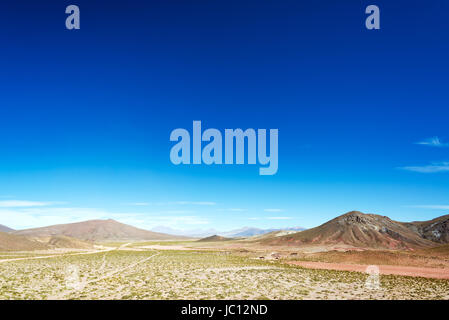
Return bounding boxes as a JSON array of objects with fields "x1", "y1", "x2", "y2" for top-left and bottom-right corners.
[{"x1": 261, "y1": 211, "x2": 437, "y2": 249}]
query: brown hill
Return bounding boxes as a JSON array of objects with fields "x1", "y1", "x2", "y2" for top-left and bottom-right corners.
[
  {"x1": 0, "y1": 224, "x2": 14, "y2": 233},
  {"x1": 262, "y1": 211, "x2": 436, "y2": 249},
  {"x1": 35, "y1": 235, "x2": 94, "y2": 249},
  {"x1": 14, "y1": 219, "x2": 186, "y2": 241},
  {"x1": 404, "y1": 215, "x2": 449, "y2": 243},
  {"x1": 0, "y1": 232, "x2": 94, "y2": 251},
  {"x1": 198, "y1": 235, "x2": 233, "y2": 242},
  {"x1": 0, "y1": 232, "x2": 48, "y2": 251}
]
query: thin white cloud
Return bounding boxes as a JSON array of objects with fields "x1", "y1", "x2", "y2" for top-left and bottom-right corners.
[
  {"x1": 0, "y1": 207, "x2": 109, "y2": 229},
  {"x1": 406, "y1": 205, "x2": 449, "y2": 210},
  {"x1": 126, "y1": 202, "x2": 150, "y2": 206},
  {"x1": 0, "y1": 207, "x2": 209, "y2": 230},
  {"x1": 400, "y1": 162, "x2": 449, "y2": 173},
  {"x1": 267, "y1": 216, "x2": 292, "y2": 220},
  {"x1": 416, "y1": 136, "x2": 449, "y2": 147},
  {"x1": 161, "y1": 210, "x2": 195, "y2": 214},
  {"x1": 174, "y1": 201, "x2": 216, "y2": 206},
  {"x1": 264, "y1": 208, "x2": 283, "y2": 212},
  {"x1": 217, "y1": 208, "x2": 247, "y2": 212},
  {"x1": 140, "y1": 201, "x2": 217, "y2": 206},
  {"x1": 0, "y1": 200, "x2": 62, "y2": 207},
  {"x1": 111, "y1": 215, "x2": 209, "y2": 229}
]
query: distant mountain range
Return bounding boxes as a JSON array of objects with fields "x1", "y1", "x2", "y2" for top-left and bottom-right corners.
[
  {"x1": 261, "y1": 211, "x2": 449, "y2": 249},
  {"x1": 150, "y1": 226, "x2": 305, "y2": 238},
  {"x1": 2, "y1": 211, "x2": 448, "y2": 251},
  {"x1": 150, "y1": 226, "x2": 219, "y2": 238}
]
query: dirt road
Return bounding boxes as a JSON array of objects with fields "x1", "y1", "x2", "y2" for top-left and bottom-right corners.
[{"x1": 0, "y1": 243, "x2": 132, "y2": 264}]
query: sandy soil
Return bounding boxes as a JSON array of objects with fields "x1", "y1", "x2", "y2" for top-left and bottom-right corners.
[
  {"x1": 1, "y1": 248, "x2": 448, "y2": 299},
  {"x1": 49, "y1": 252, "x2": 160, "y2": 299},
  {"x1": 287, "y1": 261, "x2": 449, "y2": 279}
]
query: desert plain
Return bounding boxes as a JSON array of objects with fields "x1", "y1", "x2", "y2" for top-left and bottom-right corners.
[{"x1": 1, "y1": 211, "x2": 448, "y2": 300}]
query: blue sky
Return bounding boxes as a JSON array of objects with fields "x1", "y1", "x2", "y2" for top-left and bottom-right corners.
[{"x1": 0, "y1": 0, "x2": 448, "y2": 231}]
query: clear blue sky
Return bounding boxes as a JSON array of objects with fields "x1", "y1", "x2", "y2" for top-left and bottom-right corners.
[{"x1": 0, "y1": 0, "x2": 448, "y2": 231}]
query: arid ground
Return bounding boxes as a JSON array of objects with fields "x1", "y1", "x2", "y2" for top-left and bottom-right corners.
[{"x1": 1, "y1": 240, "x2": 448, "y2": 300}]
